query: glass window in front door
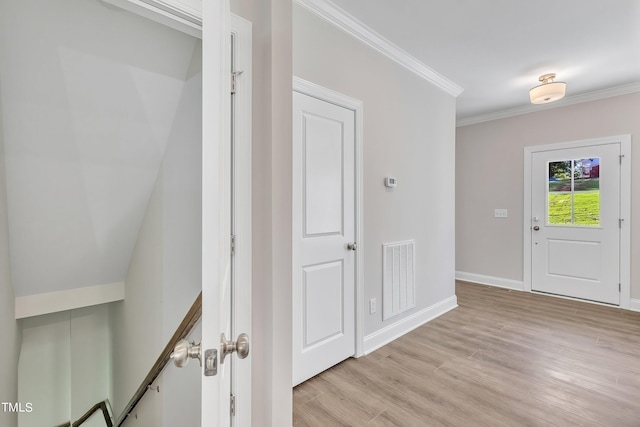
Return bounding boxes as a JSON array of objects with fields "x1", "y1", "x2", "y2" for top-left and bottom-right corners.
[{"x1": 548, "y1": 158, "x2": 600, "y2": 226}]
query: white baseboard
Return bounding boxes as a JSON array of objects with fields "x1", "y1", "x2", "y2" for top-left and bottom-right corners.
[
  {"x1": 455, "y1": 271, "x2": 524, "y2": 291},
  {"x1": 15, "y1": 281, "x2": 125, "y2": 319},
  {"x1": 457, "y1": 271, "x2": 640, "y2": 313},
  {"x1": 363, "y1": 295, "x2": 458, "y2": 355}
]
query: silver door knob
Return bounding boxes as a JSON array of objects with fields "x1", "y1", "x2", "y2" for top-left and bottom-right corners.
[
  {"x1": 533, "y1": 226, "x2": 540, "y2": 231},
  {"x1": 347, "y1": 242, "x2": 357, "y2": 251},
  {"x1": 170, "y1": 339, "x2": 202, "y2": 367},
  {"x1": 220, "y1": 332, "x2": 250, "y2": 364}
]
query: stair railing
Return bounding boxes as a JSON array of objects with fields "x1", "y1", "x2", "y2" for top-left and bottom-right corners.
[
  {"x1": 53, "y1": 399, "x2": 113, "y2": 427},
  {"x1": 113, "y1": 291, "x2": 202, "y2": 426}
]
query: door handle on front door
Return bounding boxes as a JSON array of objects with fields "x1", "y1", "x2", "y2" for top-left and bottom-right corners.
[
  {"x1": 347, "y1": 242, "x2": 357, "y2": 251},
  {"x1": 533, "y1": 226, "x2": 540, "y2": 231}
]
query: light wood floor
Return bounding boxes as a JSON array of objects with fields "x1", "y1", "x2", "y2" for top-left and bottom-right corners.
[{"x1": 293, "y1": 281, "x2": 640, "y2": 426}]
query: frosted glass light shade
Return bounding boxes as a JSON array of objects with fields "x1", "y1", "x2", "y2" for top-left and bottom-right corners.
[{"x1": 529, "y1": 81, "x2": 566, "y2": 104}]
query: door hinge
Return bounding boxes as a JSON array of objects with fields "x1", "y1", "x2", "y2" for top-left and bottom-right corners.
[
  {"x1": 230, "y1": 394, "x2": 236, "y2": 416},
  {"x1": 231, "y1": 71, "x2": 243, "y2": 94},
  {"x1": 619, "y1": 218, "x2": 624, "y2": 228},
  {"x1": 231, "y1": 234, "x2": 236, "y2": 256},
  {"x1": 619, "y1": 283, "x2": 622, "y2": 292},
  {"x1": 620, "y1": 154, "x2": 625, "y2": 164}
]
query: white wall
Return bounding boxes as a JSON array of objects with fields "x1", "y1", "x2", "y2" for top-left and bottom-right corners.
[
  {"x1": 293, "y1": 5, "x2": 457, "y2": 337},
  {"x1": 17, "y1": 306, "x2": 113, "y2": 427},
  {"x1": 70, "y1": 306, "x2": 113, "y2": 427},
  {"x1": 18, "y1": 312, "x2": 72, "y2": 427},
  {"x1": 456, "y1": 92, "x2": 640, "y2": 300},
  {"x1": 0, "y1": 88, "x2": 21, "y2": 427},
  {"x1": 0, "y1": 0, "x2": 199, "y2": 302},
  {"x1": 0, "y1": 0, "x2": 203, "y2": 423},
  {"x1": 110, "y1": 42, "x2": 202, "y2": 427}
]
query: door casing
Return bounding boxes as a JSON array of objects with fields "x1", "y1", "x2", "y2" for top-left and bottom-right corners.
[
  {"x1": 291, "y1": 77, "x2": 365, "y2": 360},
  {"x1": 523, "y1": 135, "x2": 631, "y2": 309}
]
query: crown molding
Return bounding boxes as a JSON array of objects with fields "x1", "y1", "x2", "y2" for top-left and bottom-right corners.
[
  {"x1": 294, "y1": 0, "x2": 463, "y2": 97},
  {"x1": 457, "y1": 81, "x2": 640, "y2": 127},
  {"x1": 102, "y1": 0, "x2": 202, "y2": 38}
]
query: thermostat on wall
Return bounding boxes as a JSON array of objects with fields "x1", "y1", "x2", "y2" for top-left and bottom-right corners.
[{"x1": 384, "y1": 177, "x2": 397, "y2": 188}]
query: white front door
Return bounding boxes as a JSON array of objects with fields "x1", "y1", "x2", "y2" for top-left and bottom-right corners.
[
  {"x1": 530, "y1": 142, "x2": 621, "y2": 304},
  {"x1": 292, "y1": 90, "x2": 356, "y2": 386}
]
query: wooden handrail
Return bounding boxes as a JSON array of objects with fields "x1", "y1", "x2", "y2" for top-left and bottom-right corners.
[
  {"x1": 114, "y1": 292, "x2": 202, "y2": 426},
  {"x1": 53, "y1": 399, "x2": 112, "y2": 427},
  {"x1": 73, "y1": 401, "x2": 113, "y2": 427}
]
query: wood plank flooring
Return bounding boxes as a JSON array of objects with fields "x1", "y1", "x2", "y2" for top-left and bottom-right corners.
[{"x1": 293, "y1": 281, "x2": 640, "y2": 426}]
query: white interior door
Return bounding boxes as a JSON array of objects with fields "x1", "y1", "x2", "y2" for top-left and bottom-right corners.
[
  {"x1": 229, "y1": 15, "x2": 252, "y2": 427},
  {"x1": 292, "y1": 90, "x2": 356, "y2": 386},
  {"x1": 201, "y1": 1, "x2": 233, "y2": 425},
  {"x1": 113, "y1": 1, "x2": 253, "y2": 425},
  {"x1": 530, "y1": 142, "x2": 621, "y2": 304}
]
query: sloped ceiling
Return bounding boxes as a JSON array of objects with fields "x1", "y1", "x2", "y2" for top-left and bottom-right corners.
[{"x1": 0, "y1": 0, "x2": 198, "y2": 297}]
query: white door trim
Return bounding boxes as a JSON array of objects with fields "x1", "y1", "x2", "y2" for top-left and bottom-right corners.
[
  {"x1": 523, "y1": 135, "x2": 631, "y2": 309},
  {"x1": 291, "y1": 77, "x2": 365, "y2": 357}
]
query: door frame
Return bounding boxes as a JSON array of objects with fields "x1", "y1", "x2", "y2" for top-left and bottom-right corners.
[
  {"x1": 523, "y1": 135, "x2": 631, "y2": 309},
  {"x1": 291, "y1": 77, "x2": 365, "y2": 358}
]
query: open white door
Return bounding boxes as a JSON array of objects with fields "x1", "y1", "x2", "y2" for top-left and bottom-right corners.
[
  {"x1": 200, "y1": 0, "x2": 231, "y2": 423},
  {"x1": 202, "y1": 1, "x2": 254, "y2": 426},
  {"x1": 117, "y1": 1, "x2": 254, "y2": 424},
  {"x1": 202, "y1": 3, "x2": 253, "y2": 426},
  {"x1": 229, "y1": 14, "x2": 253, "y2": 427}
]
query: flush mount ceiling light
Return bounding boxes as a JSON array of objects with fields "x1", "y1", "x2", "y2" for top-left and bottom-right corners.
[{"x1": 529, "y1": 73, "x2": 566, "y2": 104}]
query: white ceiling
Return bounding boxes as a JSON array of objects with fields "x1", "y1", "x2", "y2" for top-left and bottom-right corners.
[{"x1": 327, "y1": 0, "x2": 640, "y2": 123}]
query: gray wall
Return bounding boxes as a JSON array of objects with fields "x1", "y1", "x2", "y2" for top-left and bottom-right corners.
[
  {"x1": 229, "y1": 1, "x2": 273, "y2": 422},
  {"x1": 456, "y1": 92, "x2": 640, "y2": 300},
  {"x1": 231, "y1": 0, "x2": 293, "y2": 424},
  {"x1": 230, "y1": 3, "x2": 455, "y2": 421},
  {"x1": 0, "y1": 83, "x2": 21, "y2": 427},
  {"x1": 293, "y1": 5, "x2": 457, "y2": 336}
]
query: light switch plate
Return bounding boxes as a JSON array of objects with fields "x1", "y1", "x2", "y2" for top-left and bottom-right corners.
[
  {"x1": 494, "y1": 209, "x2": 508, "y2": 218},
  {"x1": 384, "y1": 177, "x2": 397, "y2": 188}
]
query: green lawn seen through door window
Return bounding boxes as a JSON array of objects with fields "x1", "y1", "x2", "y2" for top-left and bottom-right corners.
[
  {"x1": 548, "y1": 157, "x2": 600, "y2": 226},
  {"x1": 548, "y1": 187, "x2": 600, "y2": 226}
]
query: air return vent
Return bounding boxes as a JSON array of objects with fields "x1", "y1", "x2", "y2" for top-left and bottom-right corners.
[{"x1": 382, "y1": 240, "x2": 416, "y2": 320}]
